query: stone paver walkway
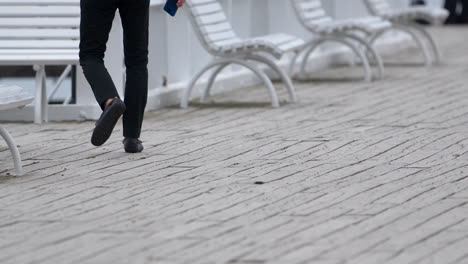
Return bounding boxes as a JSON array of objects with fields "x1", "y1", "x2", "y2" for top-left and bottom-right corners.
[{"x1": 1, "y1": 27, "x2": 468, "y2": 264}]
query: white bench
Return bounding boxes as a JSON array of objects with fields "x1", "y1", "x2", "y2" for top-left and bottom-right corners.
[
  {"x1": 364, "y1": 0, "x2": 448, "y2": 65},
  {"x1": 0, "y1": 0, "x2": 80, "y2": 124},
  {"x1": 180, "y1": 0, "x2": 306, "y2": 108},
  {"x1": 291, "y1": 0, "x2": 392, "y2": 82},
  {"x1": 0, "y1": 85, "x2": 33, "y2": 176}
]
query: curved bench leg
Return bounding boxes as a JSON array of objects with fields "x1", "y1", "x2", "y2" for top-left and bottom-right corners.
[
  {"x1": 201, "y1": 63, "x2": 231, "y2": 104},
  {"x1": 299, "y1": 40, "x2": 325, "y2": 80},
  {"x1": 349, "y1": 44, "x2": 373, "y2": 82},
  {"x1": 233, "y1": 60, "x2": 279, "y2": 108},
  {"x1": 33, "y1": 64, "x2": 47, "y2": 124},
  {"x1": 411, "y1": 24, "x2": 442, "y2": 64},
  {"x1": 371, "y1": 26, "x2": 432, "y2": 66},
  {"x1": 247, "y1": 54, "x2": 297, "y2": 103},
  {"x1": 181, "y1": 60, "x2": 228, "y2": 108},
  {"x1": 42, "y1": 68, "x2": 48, "y2": 122},
  {"x1": 345, "y1": 33, "x2": 385, "y2": 80},
  {"x1": 300, "y1": 37, "x2": 372, "y2": 82},
  {"x1": 0, "y1": 127, "x2": 23, "y2": 176},
  {"x1": 289, "y1": 50, "x2": 302, "y2": 77},
  {"x1": 181, "y1": 58, "x2": 280, "y2": 108}
]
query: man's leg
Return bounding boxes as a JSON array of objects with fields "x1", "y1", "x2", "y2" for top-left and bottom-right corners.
[
  {"x1": 411, "y1": 0, "x2": 426, "y2": 5},
  {"x1": 118, "y1": 0, "x2": 150, "y2": 140},
  {"x1": 445, "y1": 0, "x2": 459, "y2": 24},
  {"x1": 80, "y1": 0, "x2": 127, "y2": 147},
  {"x1": 79, "y1": 0, "x2": 120, "y2": 109},
  {"x1": 460, "y1": 0, "x2": 468, "y2": 23}
]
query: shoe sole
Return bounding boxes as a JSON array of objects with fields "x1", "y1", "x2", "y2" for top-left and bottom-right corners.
[
  {"x1": 124, "y1": 145, "x2": 144, "y2": 153},
  {"x1": 91, "y1": 101, "x2": 126, "y2": 146}
]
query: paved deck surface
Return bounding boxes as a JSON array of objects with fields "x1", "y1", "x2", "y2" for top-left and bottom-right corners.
[{"x1": 1, "y1": 27, "x2": 468, "y2": 264}]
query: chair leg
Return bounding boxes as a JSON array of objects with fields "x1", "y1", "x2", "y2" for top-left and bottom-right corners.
[
  {"x1": 299, "y1": 40, "x2": 325, "y2": 79},
  {"x1": 33, "y1": 65, "x2": 44, "y2": 124},
  {"x1": 41, "y1": 68, "x2": 48, "y2": 122},
  {"x1": 32, "y1": 64, "x2": 48, "y2": 123},
  {"x1": 181, "y1": 60, "x2": 227, "y2": 108},
  {"x1": 0, "y1": 127, "x2": 23, "y2": 176},
  {"x1": 232, "y1": 59, "x2": 279, "y2": 108},
  {"x1": 247, "y1": 54, "x2": 298, "y2": 103},
  {"x1": 345, "y1": 33, "x2": 385, "y2": 80},
  {"x1": 372, "y1": 25, "x2": 432, "y2": 66},
  {"x1": 411, "y1": 24, "x2": 442, "y2": 64},
  {"x1": 181, "y1": 58, "x2": 280, "y2": 108},
  {"x1": 289, "y1": 50, "x2": 302, "y2": 77},
  {"x1": 300, "y1": 37, "x2": 372, "y2": 82},
  {"x1": 352, "y1": 47, "x2": 373, "y2": 82},
  {"x1": 201, "y1": 63, "x2": 230, "y2": 103}
]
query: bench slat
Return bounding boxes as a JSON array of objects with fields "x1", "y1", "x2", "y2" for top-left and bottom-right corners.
[
  {"x1": 0, "y1": 0, "x2": 79, "y2": 5},
  {"x1": 0, "y1": 49, "x2": 77, "y2": 55},
  {"x1": 0, "y1": 17, "x2": 79, "y2": 28},
  {"x1": 0, "y1": 6, "x2": 80, "y2": 17},
  {"x1": 0, "y1": 29, "x2": 79, "y2": 39},
  {"x1": 0, "y1": 54, "x2": 78, "y2": 65},
  {"x1": 0, "y1": 40, "x2": 79, "y2": 49}
]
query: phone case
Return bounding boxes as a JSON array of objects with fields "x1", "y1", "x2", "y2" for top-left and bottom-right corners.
[{"x1": 164, "y1": 0, "x2": 179, "y2": 17}]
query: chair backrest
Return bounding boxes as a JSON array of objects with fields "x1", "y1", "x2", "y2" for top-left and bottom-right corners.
[
  {"x1": 362, "y1": 0, "x2": 391, "y2": 16},
  {"x1": 0, "y1": 0, "x2": 80, "y2": 51},
  {"x1": 186, "y1": 0, "x2": 240, "y2": 55},
  {"x1": 290, "y1": 0, "x2": 333, "y2": 30}
]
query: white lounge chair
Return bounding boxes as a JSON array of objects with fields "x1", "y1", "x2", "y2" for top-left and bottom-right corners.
[
  {"x1": 0, "y1": 85, "x2": 33, "y2": 176},
  {"x1": 0, "y1": 0, "x2": 80, "y2": 124},
  {"x1": 180, "y1": 0, "x2": 306, "y2": 108},
  {"x1": 363, "y1": 0, "x2": 448, "y2": 65},
  {"x1": 290, "y1": 0, "x2": 392, "y2": 82}
]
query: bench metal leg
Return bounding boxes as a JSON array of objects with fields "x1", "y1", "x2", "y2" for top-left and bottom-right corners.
[
  {"x1": 237, "y1": 60, "x2": 279, "y2": 108},
  {"x1": 203, "y1": 55, "x2": 298, "y2": 104},
  {"x1": 298, "y1": 37, "x2": 372, "y2": 82},
  {"x1": 289, "y1": 50, "x2": 302, "y2": 77},
  {"x1": 370, "y1": 25, "x2": 432, "y2": 66},
  {"x1": 247, "y1": 54, "x2": 298, "y2": 103},
  {"x1": 411, "y1": 24, "x2": 443, "y2": 64},
  {"x1": 201, "y1": 62, "x2": 231, "y2": 104},
  {"x1": 33, "y1": 64, "x2": 48, "y2": 124},
  {"x1": 345, "y1": 33, "x2": 385, "y2": 80},
  {"x1": 297, "y1": 39, "x2": 325, "y2": 80},
  {"x1": 0, "y1": 127, "x2": 23, "y2": 176},
  {"x1": 181, "y1": 60, "x2": 226, "y2": 108},
  {"x1": 181, "y1": 58, "x2": 280, "y2": 108},
  {"x1": 34, "y1": 65, "x2": 43, "y2": 124},
  {"x1": 42, "y1": 67, "x2": 48, "y2": 122}
]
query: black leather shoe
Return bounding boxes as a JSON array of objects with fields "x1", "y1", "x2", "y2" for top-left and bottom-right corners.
[
  {"x1": 123, "y1": 138, "x2": 144, "y2": 153},
  {"x1": 91, "y1": 98, "x2": 126, "y2": 146}
]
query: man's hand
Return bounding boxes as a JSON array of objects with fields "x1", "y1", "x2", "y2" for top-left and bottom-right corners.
[{"x1": 177, "y1": 0, "x2": 185, "y2": 7}]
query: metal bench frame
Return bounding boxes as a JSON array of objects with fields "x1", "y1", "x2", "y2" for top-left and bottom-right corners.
[
  {"x1": 0, "y1": 85, "x2": 33, "y2": 176},
  {"x1": 290, "y1": 0, "x2": 392, "y2": 82},
  {"x1": 180, "y1": 0, "x2": 306, "y2": 108},
  {"x1": 363, "y1": 0, "x2": 449, "y2": 65}
]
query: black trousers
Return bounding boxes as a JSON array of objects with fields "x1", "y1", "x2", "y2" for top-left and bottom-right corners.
[
  {"x1": 79, "y1": 0, "x2": 149, "y2": 138},
  {"x1": 445, "y1": 0, "x2": 468, "y2": 24}
]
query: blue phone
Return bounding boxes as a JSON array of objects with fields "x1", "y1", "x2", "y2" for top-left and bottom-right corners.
[{"x1": 164, "y1": 0, "x2": 179, "y2": 17}]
